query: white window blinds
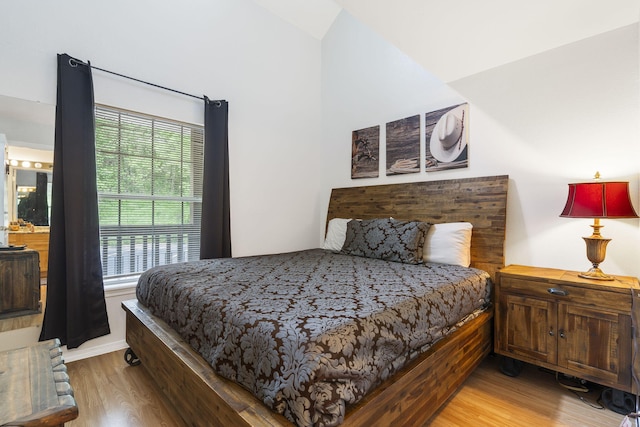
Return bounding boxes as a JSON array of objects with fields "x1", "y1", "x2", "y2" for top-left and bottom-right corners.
[{"x1": 95, "y1": 105, "x2": 204, "y2": 278}]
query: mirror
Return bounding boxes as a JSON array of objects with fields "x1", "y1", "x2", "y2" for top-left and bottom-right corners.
[
  {"x1": 9, "y1": 162, "x2": 53, "y2": 226},
  {"x1": 0, "y1": 95, "x2": 54, "y2": 326},
  {"x1": 0, "y1": 95, "x2": 55, "y2": 232}
]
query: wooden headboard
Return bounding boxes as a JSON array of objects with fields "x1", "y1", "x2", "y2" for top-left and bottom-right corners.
[{"x1": 327, "y1": 175, "x2": 509, "y2": 281}]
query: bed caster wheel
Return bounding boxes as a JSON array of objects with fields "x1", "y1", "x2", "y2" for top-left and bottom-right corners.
[{"x1": 124, "y1": 348, "x2": 141, "y2": 366}]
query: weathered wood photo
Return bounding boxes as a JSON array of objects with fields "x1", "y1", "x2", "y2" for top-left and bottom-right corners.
[
  {"x1": 386, "y1": 114, "x2": 420, "y2": 175},
  {"x1": 351, "y1": 125, "x2": 379, "y2": 179},
  {"x1": 426, "y1": 103, "x2": 469, "y2": 171}
]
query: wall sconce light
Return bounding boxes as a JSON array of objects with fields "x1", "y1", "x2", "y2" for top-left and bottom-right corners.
[
  {"x1": 560, "y1": 172, "x2": 639, "y2": 280},
  {"x1": 7, "y1": 159, "x2": 53, "y2": 170}
]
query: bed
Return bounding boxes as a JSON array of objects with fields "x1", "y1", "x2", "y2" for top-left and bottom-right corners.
[{"x1": 122, "y1": 174, "x2": 509, "y2": 426}]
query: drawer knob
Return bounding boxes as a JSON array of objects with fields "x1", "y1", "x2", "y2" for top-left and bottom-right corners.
[
  {"x1": 559, "y1": 330, "x2": 566, "y2": 339},
  {"x1": 549, "y1": 330, "x2": 554, "y2": 337},
  {"x1": 547, "y1": 287, "x2": 569, "y2": 296}
]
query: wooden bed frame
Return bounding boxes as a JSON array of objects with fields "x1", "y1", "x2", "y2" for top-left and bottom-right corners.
[{"x1": 122, "y1": 175, "x2": 509, "y2": 426}]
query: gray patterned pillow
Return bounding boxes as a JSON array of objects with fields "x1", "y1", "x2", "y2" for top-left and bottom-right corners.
[{"x1": 341, "y1": 218, "x2": 430, "y2": 264}]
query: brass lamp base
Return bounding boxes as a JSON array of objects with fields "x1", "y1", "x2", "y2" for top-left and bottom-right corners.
[
  {"x1": 580, "y1": 221, "x2": 613, "y2": 281},
  {"x1": 578, "y1": 266, "x2": 614, "y2": 281}
]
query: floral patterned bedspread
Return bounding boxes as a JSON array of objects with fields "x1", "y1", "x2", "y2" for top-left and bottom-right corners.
[{"x1": 136, "y1": 249, "x2": 490, "y2": 427}]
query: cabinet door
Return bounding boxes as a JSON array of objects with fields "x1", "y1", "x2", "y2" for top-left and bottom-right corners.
[
  {"x1": 0, "y1": 251, "x2": 40, "y2": 317},
  {"x1": 557, "y1": 304, "x2": 632, "y2": 390},
  {"x1": 498, "y1": 293, "x2": 557, "y2": 364}
]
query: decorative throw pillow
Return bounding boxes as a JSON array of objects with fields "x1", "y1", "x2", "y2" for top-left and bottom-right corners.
[
  {"x1": 341, "y1": 218, "x2": 430, "y2": 264},
  {"x1": 322, "y1": 218, "x2": 352, "y2": 252},
  {"x1": 422, "y1": 222, "x2": 473, "y2": 267}
]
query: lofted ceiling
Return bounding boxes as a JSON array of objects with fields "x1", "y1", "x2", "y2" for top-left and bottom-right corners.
[
  {"x1": 252, "y1": 0, "x2": 342, "y2": 40},
  {"x1": 254, "y1": 0, "x2": 640, "y2": 82},
  {"x1": 2, "y1": 1, "x2": 638, "y2": 149}
]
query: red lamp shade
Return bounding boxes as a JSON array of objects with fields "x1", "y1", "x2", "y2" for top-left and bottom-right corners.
[{"x1": 560, "y1": 181, "x2": 639, "y2": 219}]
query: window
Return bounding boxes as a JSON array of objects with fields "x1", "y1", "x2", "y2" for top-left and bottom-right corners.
[{"x1": 95, "y1": 105, "x2": 203, "y2": 279}]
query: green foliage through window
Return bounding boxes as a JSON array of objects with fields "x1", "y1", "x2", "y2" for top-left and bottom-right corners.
[{"x1": 95, "y1": 105, "x2": 204, "y2": 277}]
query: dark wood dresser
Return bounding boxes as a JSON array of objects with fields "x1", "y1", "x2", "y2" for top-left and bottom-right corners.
[{"x1": 0, "y1": 248, "x2": 40, "y2": 319}]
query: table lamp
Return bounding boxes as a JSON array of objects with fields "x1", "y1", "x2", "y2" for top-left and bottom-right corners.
[{"x1": 560, "y1": 172, "x2": 638, "y2": 280}]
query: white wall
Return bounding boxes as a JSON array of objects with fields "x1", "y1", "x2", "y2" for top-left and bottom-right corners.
[
  {"x1": 321, "y1": 12, "x2": 640, "y2": 278},
  {"x1": 0, "y1": 0, "x2": 323, "y2": 354},
  {"x1": 0, "y1": 134, "x2": 5, "y2": 241},
  {"x1": 0, "y1": 0, "x2": 323, "y2": 257},
  {"x1": 450, "y1": 24, "x2": 640, "y2": 276}
]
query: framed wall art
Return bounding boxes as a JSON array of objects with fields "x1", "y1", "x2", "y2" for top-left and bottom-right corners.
[
  {"x1": 425, "y1": 103, "x2": 469, "y2": 172},
  {"x1": 351, "y1": 125, "x2": 379, "y2": 179},
  {"x1": 386, "y1": 114, "x2": 420, "y2": 176}
]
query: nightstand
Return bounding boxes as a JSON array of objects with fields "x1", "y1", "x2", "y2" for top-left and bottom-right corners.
[{"x1": 495, "y1": 264, "x2": 640, "y2": 393}]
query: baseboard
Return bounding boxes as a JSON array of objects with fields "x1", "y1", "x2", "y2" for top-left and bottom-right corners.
[{"x1": 62, "y1": 339, "x2": 128, "y2": 363}]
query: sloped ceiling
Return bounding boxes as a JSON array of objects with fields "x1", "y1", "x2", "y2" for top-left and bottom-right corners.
[
  {"x1": 255, "y1": 0, "x2": 640, "y2": 82},
  {"x1": 251, "y1": 0, "x2": 342, "y2": 40},
  {"x1": 3, "y1": 0, "x2": 639, "y2": 148}
]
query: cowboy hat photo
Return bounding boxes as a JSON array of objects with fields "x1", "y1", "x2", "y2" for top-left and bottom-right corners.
[{"x1": 429, "y1": 104, "x2": 468, "y2": 163}]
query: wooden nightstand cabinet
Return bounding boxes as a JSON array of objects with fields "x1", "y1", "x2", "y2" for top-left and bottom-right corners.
[{"x1": 495, "y1": 264, "x2": 640, "y2": 393}]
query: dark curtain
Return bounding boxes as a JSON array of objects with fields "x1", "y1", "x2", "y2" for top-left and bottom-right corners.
[
  {"x1": 17, "y1": 172, "x2": 48, "y2": 225},
  {"x1": 33, "y1": 172, "x2": 49, "y2": 226},
  {"x1": 200, "y1": 97, "x2": 231, "y2": 259},
  {"x1": 39, "y1": 53, "x2": 110, "y2": 348}
]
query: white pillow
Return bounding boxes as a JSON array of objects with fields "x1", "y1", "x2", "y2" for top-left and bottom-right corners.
[
  {"x1": 423, "y1": 222, "x2": 473, "y2": 267},
  {"x1": 322, "y1": 218, "x2": 352, "y2": 252}
]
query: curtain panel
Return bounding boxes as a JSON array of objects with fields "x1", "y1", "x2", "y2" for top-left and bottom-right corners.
[
  {"x1": 200, "y1": 98, "x2": 231, "y2": 259},
  {"x1": 39, "y1": 53, "x2": 110, "y2": 349}
]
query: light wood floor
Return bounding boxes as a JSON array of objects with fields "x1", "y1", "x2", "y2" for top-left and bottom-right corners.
[{"x1": 67, "y1": 350, "x2": 625, "y2": 427}]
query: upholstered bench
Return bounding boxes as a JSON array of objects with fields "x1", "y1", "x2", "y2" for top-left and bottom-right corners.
[{"x1": 0, "y1": 339, "x2": 78, "y2": 426}]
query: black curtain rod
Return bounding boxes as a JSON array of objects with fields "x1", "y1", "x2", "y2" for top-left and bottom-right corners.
[{"x1": 68, "y1": 56, "x2": 222, "y2": 106}]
